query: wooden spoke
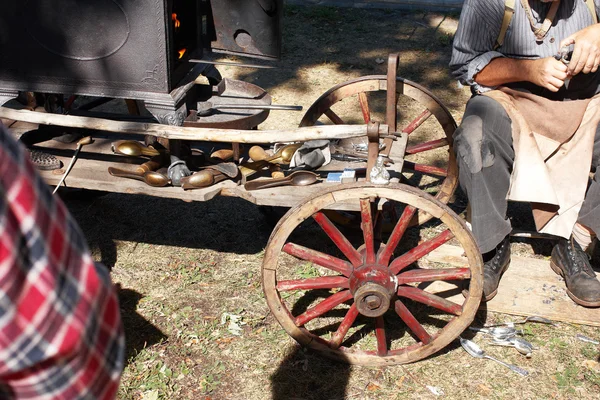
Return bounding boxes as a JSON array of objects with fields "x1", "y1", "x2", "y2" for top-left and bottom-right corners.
[
  {"x1": 397, "y1": 286, "x2": 463, "y2": 315},
  {"x1": 375, "y1": 316, "x2": 387, "y2": 356},
  {"x1": 402, "y1": 161, "x2": 448, "y2": 177},
  {"x1": 325, "y1": 109, "x2": 345, "y2": 125},
  {"x1": 394, "y1": 300, "x2": 432, "y2": 344},
  {"x1": 405, "y1": 137, "x2": 449, "y2": 155},
  {"x1": 396, "y1": 268, "x2": 471, "y2": 285},
  {"x1": 313, "y1": 212, "x2": 363, "y2": 267},
  {"x1": 277, "y1": 276, "x2": 349, "y2": 291},
  {"x1": 360, "y1": 198, "x2": 376, "y2": 264},
  {"x1": 283, "y1": 242, "x2": 353, "y2": 276},
  {"x1": 358, "y1": 92, "x2": 371, "y2": 123},
  {"x1": 330, "y1": 303, "x2": 360, "y2": 349},
  {"x1": 378, "y1": 205, "x2": 416, "y2": 266},
  {"x1": 389, "y1": 229, "x2": 454, "y2": 275},
  {"x1": 294, "y1": 290, "x2": 353, "y2": 327},
  {"x1": 401, "y1": 109, "x2": 432, "y2": 135}
]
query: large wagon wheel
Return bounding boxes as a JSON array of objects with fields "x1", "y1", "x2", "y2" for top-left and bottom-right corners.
[
  {"x1": 300, "y1": 76, "x2": 458, "y2": 226},
  {"x1": 262, "y1": 183, "x2": 482, "y2": 366}
]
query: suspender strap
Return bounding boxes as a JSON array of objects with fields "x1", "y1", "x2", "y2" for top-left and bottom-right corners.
[
  {"x1": 585, "y1": 0, "x2": 598, "y2": 24},
  {"x1": 495, "y1": 0, "x2": 516, "y2": 50}
]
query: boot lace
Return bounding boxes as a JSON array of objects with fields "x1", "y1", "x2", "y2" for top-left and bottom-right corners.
[{"x1": 566, "y1": 240, "x2": 594, "y2": 276}]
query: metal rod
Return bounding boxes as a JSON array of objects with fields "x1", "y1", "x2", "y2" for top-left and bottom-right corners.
[
  {"x1": 210, "y1": 104, "x2": 303, "y2": 111},
  {"x1": 189, "y1": 59, "x2": 275, "y2": 69}
]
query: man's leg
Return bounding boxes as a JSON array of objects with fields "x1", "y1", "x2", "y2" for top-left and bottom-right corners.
[
  {"x1": 453, "y1": 95, "x2": 514, "y2": 300},
  {"x1": 550, "y1": 124, "x2": 600, "y2": 307},
  {"x1": 576, "y1": 125, "x2": 600, "y2": 235}
]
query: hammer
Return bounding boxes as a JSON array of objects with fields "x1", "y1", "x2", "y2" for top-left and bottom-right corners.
[{"x1": 52, "y1": 136, "x2": 93, "y2": 194}]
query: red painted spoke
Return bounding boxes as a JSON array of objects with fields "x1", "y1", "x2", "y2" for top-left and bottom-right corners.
[
  {"x1": 294, "y1": 290, "x2": 353, "y2": 327},
  {"x1": 283, "y1": 242, "x2": 353, "y2": 276},
  {"x1": 375, "y1": 316, "x2": 387, "y2": 356},
  {"x1": 390, "y1": 229, "x2": 454, "y2": 274},
  {"x1": 394, "y1": 299, "x2": 432, "y2": 344},
  {"x1": 397, "y1": 286, "x2": 463, "y2": 315},
  {"x1": 402, "y1": 109, "x2": 432, "y2": 135},
  {"x1": 403, "y1": 161, "x2": 447, "y2": 177},
  {"x1": 406, "y1": 138, "x2": 449, "y2": 155},
  {"x1": 325, "y1": 109, "x2": 345, "y2": 125},
  {"x1": 330, "y1": 303, "x2": 359, "y2": 349},
  {"x1": 360, "y1": 198, "x2": 376, "y2": 264},
  {"x1": 277, "y1": 276, "x2": 349, "y2": 291},
  {"x1": 358, "y1": 92, "x2": 371, "y2": 123},
  {"x1": 378, "y1": 205, "x2": 416, "y2": 266},
  {"x1": 397, "y1": 267, "x2": 471, "y2": 285},
  {"x1": 313, "y1": 212, "x2": 363, "y2": 267}
]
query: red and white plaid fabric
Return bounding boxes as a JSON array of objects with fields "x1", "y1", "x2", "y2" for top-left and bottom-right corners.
[{"x1": 0, "y1": 124, "x2": 124, "y2": 399}]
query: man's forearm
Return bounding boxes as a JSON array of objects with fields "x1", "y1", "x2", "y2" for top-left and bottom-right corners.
[{"x1": 474, "y1": 57, "x2": 538, "y2": 87}]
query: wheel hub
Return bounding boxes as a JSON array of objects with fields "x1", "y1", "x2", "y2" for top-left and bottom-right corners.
[{"x1": 349, "y1": 264, "x2": 397, "y2": 318}]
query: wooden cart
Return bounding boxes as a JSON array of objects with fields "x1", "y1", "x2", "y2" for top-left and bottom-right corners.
[{"x1": 0, "y1": 55, "x2": 483, "y2": 366}]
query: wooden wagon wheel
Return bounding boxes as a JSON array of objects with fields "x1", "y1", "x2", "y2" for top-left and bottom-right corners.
[
  {"x1": 300, "y1": 76, "x2": 458, "y2": 226},
  {"x1": 262, "y1": 183, "x2": 482, "y2": 366}
]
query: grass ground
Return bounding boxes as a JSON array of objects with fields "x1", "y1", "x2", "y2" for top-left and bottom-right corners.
[{"x1": 59, "y1": 4, "x2": 600, "y2": 400}]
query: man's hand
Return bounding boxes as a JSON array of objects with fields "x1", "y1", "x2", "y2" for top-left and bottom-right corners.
[
  {"x1": 475, "y1": 57, "x2": 568, "y2": 92},
  {"x1": 528, "y1": 57, "x2": 569, "y2": 92},
  {"x1": 560, "y1": 24, "x2": 600, "y2": 75}
]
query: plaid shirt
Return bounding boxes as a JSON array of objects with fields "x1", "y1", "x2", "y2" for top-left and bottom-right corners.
[{"x1": 0, "y1": 124, "x2": 124, "y2": 399}]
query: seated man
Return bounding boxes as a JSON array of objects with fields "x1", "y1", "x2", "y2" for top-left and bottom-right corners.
[
  {"x1": 0, "y1": 123, "x2": 125, "y2": 398},
  {"x1": 450, "y1": 0, "x2": 600, "y2": 306}
]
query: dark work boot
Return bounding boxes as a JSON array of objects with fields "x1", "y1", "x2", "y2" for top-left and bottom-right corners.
[
  {"x1": 463, "y1": 236, "x2": 511, "y2": 301},
  {"x1": 551, "y1": 238, "x2": 600, "y2": 307},
  {"x1": 481, "y1": 235, "x2": 511, "y2": 301}
]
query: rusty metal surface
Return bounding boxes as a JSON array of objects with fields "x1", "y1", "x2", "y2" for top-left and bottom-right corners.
[
  {"x1": 203, "y1": 0, "x2": 283, "y2": 60},
  {"x1": 185, "y1": 78, "x2": 271, "y2": 130}
]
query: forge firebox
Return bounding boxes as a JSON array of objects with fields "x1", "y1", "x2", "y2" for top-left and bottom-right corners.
[{"x1": 0, "y1": 0, "x2": 283, "y2": 124}]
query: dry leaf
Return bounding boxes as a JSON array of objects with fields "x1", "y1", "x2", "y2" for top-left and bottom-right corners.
[
  {"x1": 396, "y1": 375, "x2": 406, "y2": 388},
  {"x1": 477, "y1": 384, "x2": 492, "y2": 395},
  {"x1": 367, "y1": 382, "x2": 381, "y2": 392},
  {"x1": 582, "y1": 360, "x2": 600, "y2": 372}
]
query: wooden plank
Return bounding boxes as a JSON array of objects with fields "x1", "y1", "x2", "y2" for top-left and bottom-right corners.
[
  {"x1": 423, "y1": 244, "x2": 600, "y2": 327},
  {"x1": 0, "y1": 107, "x2": 390, "y2": 143}
]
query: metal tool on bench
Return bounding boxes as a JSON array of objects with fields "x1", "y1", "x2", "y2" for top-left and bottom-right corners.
[
  {"x1": 108, "y1": 167, "x2": 170, "y2": 187},
  {"x1": 239, "y1": 143, "x2": 301, "y2": 177},
  {"x1": 112, "y1": 140, "x2": 162, "y2": 157},
  {"x1": 53, "y1": 136, "x2": 93, "y2": 194},
  {"x1": 196, "y1": 101, "x2": 302, "y2": 117},
  {"x1": 244, "y1": 171, "x2": 319, "y2": 191}
]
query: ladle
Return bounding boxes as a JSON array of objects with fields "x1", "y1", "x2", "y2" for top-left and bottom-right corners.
[
  {"x1": 108, "y1": 167, "x2": 170, "y2": 187},
  {"x1": 459, "y1": 337, "x2": 529, "y2": 376},
  {"x1": 244, "y1": 171, "x2": 320, "y2": 191},
  {"x1": 112, "y1": 140, "x2": 161, "y2": 157}
]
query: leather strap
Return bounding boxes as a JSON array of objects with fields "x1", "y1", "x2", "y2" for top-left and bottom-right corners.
[
  {"x1": 585, "y1": 0, "x2": 598, "y2": 24},
  {"x1": 520, "y1": 0, "x2": 561, "y2": 41},
  {"x1": 495, "y1": 0, "x2": 516, "y2": 50}
]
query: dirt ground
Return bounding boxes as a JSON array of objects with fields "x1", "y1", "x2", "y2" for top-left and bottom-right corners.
[{"x1": 56, "y1": 5, "x2": 600, "y2": 400}]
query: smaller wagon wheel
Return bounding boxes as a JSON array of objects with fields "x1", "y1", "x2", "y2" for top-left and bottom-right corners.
[
  {"x1": 300, "y1": 76, "x2": 458, "y2": 226},
  {"x1": 262, "y1": 183, "x2": 482, "y2": 366}
]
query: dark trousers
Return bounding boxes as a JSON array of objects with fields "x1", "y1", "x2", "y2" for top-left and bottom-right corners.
[{"x1": 454, "y1": 95, "x2": 600, "y2": 254}]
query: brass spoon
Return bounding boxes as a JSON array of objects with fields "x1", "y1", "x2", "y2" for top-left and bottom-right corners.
[
  {"x1": 248, "y1": 143, "x2": 301, "y2": 163},
  {"x1": 244, "y1": 171, "x2": 319, "y2": 191},
  {"x1": 112, "y1": 140, "x2": 161, "y2": 157},
  {"x1": 180, "y1": 170, "x2": 229, "y2": 190},
  {"x1": 240, "y1": 144, "x2": 301, "y2": 177},
  {"x1": 108, "y1": 167, "x2": 170, "y2": 187}
]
